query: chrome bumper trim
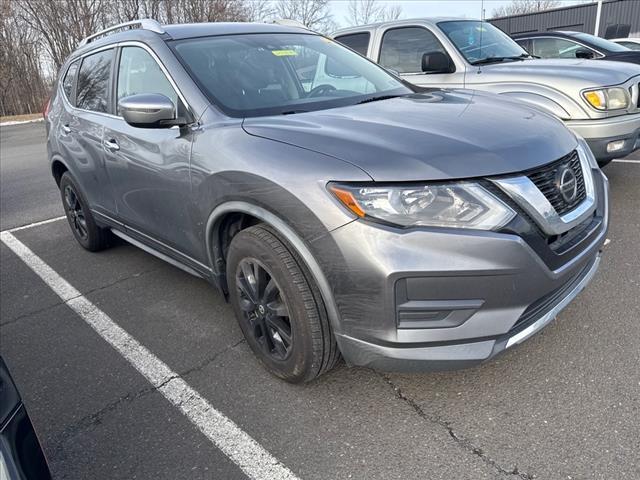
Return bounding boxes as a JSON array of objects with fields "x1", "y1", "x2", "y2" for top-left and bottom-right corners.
[{"x1": 506, "y1": 253, "x2": 601, "y2": 349}]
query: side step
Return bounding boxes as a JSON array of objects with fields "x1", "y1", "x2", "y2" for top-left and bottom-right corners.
[{"x1": 110, "y1": 228, "x2": 204, "y2": 279}]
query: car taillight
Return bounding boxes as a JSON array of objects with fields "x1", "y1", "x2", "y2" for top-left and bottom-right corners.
[{"x1": 43, "y1": 97, "x2": 51, "y2": 119}]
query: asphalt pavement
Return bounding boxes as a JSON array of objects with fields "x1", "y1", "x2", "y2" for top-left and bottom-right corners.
[{"x1": 1, "y1": 121, "x2": 639, "y2": 479}]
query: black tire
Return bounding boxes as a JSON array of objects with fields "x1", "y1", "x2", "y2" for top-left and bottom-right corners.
[
  {"x1": 597, "y1": 158, "x2": 613, "y2": 168},
  {"x1": 59, "y1": 172, "x2": 111, "y2": 252},
  {"x1": 226, "y1": 224, "x2": 340, "y2": 383}
]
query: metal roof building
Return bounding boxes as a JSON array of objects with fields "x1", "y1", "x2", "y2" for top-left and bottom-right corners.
[{"x1": 490, "y1": 0, "x2": 640, "y2": 39}]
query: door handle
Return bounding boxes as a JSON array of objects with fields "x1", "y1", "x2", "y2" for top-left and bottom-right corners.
[
  {"x1": 62, "y1": 124, "x2": 71, "y2": 134},
  {"x1": 104, "y1": 139, "x2": 120, "y2": 151}
]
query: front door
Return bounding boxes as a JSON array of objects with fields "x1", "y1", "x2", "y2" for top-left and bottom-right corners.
[
  {"x1": 102, "y1": 45, "x2": 197, "y2": 259},
  {"x1": 376, "y1": 26, "x2": 465, "y2": 88}
]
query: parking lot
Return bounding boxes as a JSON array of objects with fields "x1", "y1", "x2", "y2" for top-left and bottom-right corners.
[{"x1": 1, "y1": 121, "x2": 639, "y2": 479}]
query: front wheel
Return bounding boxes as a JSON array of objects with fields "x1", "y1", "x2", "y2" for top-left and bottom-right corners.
[{"x1": 226, "y1": 224, "x2": 340, "y2": 383}]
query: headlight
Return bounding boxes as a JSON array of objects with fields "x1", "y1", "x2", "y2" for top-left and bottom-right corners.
[
  {"x1": 583, "y1": 87, "x2": 629, "y2": 110},
  {"x1": 329, "y1": 182, "x2": 515, "y2": 230}
]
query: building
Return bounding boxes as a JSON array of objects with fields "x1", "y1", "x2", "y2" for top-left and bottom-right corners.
[{"x1": 490, "y1": 0, "x2": 640, "y2": 39}]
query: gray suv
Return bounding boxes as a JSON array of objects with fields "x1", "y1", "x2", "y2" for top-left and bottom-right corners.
[{"x1": 46, "y1": 20, "x2": 608, "y2": 383}]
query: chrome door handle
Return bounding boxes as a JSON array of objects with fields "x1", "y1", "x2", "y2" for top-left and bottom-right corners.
[
  {"x1": 62, "y1": 124, "x2": 71, "y2": 134},
  {"x1": 104, "y1": 139, "x2": 120, "y2": 151}
]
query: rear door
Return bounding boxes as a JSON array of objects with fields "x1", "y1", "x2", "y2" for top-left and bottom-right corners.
[
  {"x1": 69, "y1": 47, "x2": 118, "y2": 216},
  {"x1": 102, "y1": 44, "x2": 197, "y2": 258}
]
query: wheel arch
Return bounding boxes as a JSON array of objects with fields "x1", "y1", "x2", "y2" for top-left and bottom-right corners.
[
  {"x1": 205, "y1": 201, "x2": 342, "y2": 335},
  {"x1": 51, "y1": 156, "x2": 70, "y2": 187}
]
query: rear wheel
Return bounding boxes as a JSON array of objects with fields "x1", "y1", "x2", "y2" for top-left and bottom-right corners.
[
  {"x1": 59, "y1": 172, "x2": 111, "y2": 251},
  {"x1": 226, "y1": 224, "x2": 340, "y2": 383}
]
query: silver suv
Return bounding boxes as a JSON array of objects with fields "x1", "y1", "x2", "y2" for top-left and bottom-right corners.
[
  {"x1": 46, "y1": 20, "x2": 608, "y2": 382},
  {"x1": 333, "y1": 18, "x2": 640, "y2": 165}
]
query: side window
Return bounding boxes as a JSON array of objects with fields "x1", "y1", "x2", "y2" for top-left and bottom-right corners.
[
  {"x1": 379, "y1": 27, "x2": 448, "y2": 74},
  {"x1": 76, "y1": 49, "x2": 113, "y2": 113},
  {"x1": 531, "y1": 38, "x2": 596, "y2": 59},
  {"x1": 117, "y1": 46, "x2": 178, "y2": 115},
  {"x1": 62, "y1": 60, "x2": 79, "y2": 104},
  {"x1": 335, "y1": 32, "x2": 371, "y2": 56}
]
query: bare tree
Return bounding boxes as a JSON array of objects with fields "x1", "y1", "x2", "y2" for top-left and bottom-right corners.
[
  {"x1": 273, "y1": 0, "x2": 336, "y2": 33},
  {"x1": 346, "y1": 0, "x2": 402, "y2": 26},
  {"x1": 0, "y1": 0, "x2": 49, "y2": 116},
  {"x1": 492, "y1": 0, "x2": 561, "y2": 18},
  {"x1": 1, "y1": 0, "x2": 277, "y2": 116}
]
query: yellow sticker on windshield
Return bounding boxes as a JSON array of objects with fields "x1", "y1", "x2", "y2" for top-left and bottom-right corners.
[{"x1": 272, "y1": 49, "x2": 297, "y2": 57}]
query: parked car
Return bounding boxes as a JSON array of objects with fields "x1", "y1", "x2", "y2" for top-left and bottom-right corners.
[
  {"x1": 333, "y1": 19, "x2": 640, "y2": 165},
  {"x1": 611, "y1": 38, "x2": 640, "y2": 51},
  {"x1": 513, "y1": 31, "x2": 640, "y2": 65},
  {"x1": 0, "y1": 357, "x2": 52, "y2": 480},
  {"x1": 46, "y1": 19, "x2": 608, "y2": 382}
]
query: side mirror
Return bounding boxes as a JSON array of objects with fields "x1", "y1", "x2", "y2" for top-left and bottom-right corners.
[
  {"x1": 421, "y1": 51, "x2": 454, "y2": 74},
  {"x1": 575, "y1": 48, "x2": 595, "y2": 59},
  {"x1": 119, "y1": 93, "x2": 182, "y2": 128}
]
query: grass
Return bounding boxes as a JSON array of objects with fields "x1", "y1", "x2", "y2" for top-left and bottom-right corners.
[{"x1": 0, "y1": 113, "x2": 43, "y2": 123}]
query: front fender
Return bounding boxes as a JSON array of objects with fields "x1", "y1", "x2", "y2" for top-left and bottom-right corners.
[
  {"x1": 205, "y1": 201, "x2": 346, "y2": 335},
  {"x1": 476, "y1": 82, "x2": 590, "y2": 120}
]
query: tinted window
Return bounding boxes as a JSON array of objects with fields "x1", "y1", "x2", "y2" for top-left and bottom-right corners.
[
  {"x1": 379, "y1": 27, "x2": 447, "y2": 73},
  {"x1": 173, "y1": 33, "x2": 409, "y2": 117},
  {"x1": 617, "y1": 41, "x2": 640, "y2": 51},
  {"x1": 76, "y1": 49, "x2": 113, "y2": 113},
  {"x1": 62, "y1": 61, "x2": 79, "y2": 103},
  {"x1": 335, "y1": 32, "x2": 370, "y2": 56},
  {"x1": 117, "y1": 47, "x2": 178, "y2": 115},
  {"x1": 531, "y1": 38, "x2": 598, "y2": 58}
]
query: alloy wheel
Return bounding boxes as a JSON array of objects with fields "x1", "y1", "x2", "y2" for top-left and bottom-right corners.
[
  {"x1": 235, "y1": 258, "x2": 293, "y2": 361},
  {"x1": 63, "y1": 185, "x2": 88, "y2": 240}
]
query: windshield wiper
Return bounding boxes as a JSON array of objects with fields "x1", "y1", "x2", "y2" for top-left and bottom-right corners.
[
  {"x1": 470, "y1": 54, "x2": 531, "y2": 66},
  {"x1": 357, "y1": 94, "x2": 404, "y2": 105},
  {"x1": 280, "y1": 109, "x2": 309, "y2": 115}
]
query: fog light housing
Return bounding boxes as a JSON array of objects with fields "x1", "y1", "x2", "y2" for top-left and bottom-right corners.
[{"x1": 606, "y1": 140, "x2": 626, "y2": 153}]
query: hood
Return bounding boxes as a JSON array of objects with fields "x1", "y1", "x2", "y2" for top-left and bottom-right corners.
[
  {"x1": 601, "y1": 51, "x2": 640, "y2": 65},
  {"x1": 473, "y1": 58, "x2": 640, "y2": 89},
  {"x1": 242, "y1": 90, "x2": 577, "y2": 182}
]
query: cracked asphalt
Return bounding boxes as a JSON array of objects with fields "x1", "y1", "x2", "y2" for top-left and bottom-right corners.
[{"x1": 1, "y1": 122, "x2": 639, "y2": 479}]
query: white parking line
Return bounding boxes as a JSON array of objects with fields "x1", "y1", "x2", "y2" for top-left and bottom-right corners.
[
  {"x1": 4, "y1": 215, "x2": 66, "y2": 233},
  {"x1": 0, "y1": 231, "x2": 299, "y2": 480},
  {"x1": 612, "y1": 159, "x2": 640, "y2": 164}
]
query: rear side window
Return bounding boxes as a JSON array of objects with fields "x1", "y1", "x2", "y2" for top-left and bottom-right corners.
[
  {"x1": 76, "y1": 49, "x2": 113, "y2": 113},
  {"x1": 62, "y1": 61, "x2": 79, "y2": 103},
  {"x1": 531, "y1": 37, "x2": 598, "y2": 59},
  {"x1": 379, "y1": 27, "x2": 447, "y2": 73},
  {"x1": 116, "y1": 46, "x2": 178, "y2": 115},
  {"x1": 335, "y1": 32, "x2": 371, "y2": 56}
]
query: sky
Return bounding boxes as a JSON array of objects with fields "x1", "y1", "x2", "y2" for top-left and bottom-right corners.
[{"x1": 330, "y1": 0, "x2": 593, "y2": 28}]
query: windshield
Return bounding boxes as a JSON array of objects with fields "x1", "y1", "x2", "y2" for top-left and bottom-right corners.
[
  {"x1": 438, "y1": 21, "x2": 529, "y2": 64},
  {"x1": 570, "y1": 32, "x2": 630, "y2": 52},
  {"x1": 172, "y1": 33, "x2": 411, "y2": 117}
]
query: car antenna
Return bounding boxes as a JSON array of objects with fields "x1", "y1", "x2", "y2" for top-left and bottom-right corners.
[{"x1": 477, "y1": 0, "x2": 485, "y2": 74}]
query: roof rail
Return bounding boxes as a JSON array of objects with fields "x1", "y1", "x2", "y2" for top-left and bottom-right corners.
[{"x1": 78, "y1": 19, "x2": 165, "y2": 47}]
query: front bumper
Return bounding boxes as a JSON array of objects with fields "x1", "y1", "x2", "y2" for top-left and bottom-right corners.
[
  {"x1": 312, "y1": 169, "x2": 608, "y2": 371},
  {"x1": 566, "y1": 113, "x2": 640, "y2": 163}
]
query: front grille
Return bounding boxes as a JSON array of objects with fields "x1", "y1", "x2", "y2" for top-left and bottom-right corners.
[{"x1": 526, "y1": 150, "x2": 586, "y2": 215}]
